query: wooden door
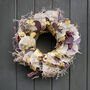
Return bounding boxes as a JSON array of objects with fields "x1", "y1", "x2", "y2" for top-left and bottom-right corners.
[{"x1": 0, "y1": 0, "x2": 89, "y2": 90}]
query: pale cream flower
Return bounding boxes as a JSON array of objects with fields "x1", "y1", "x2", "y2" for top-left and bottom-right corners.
[{"x1": 19, "y1": 36, "x2": 36, "y2": 50}]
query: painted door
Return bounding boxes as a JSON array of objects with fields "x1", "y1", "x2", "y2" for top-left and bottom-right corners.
[{"x1": 0, "y1": 0, "x2": 89, "y2": 90}]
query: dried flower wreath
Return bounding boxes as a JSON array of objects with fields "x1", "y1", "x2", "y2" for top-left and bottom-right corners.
[{"x1": 12, "y1": 9, "x2": 81, "y2": 79}]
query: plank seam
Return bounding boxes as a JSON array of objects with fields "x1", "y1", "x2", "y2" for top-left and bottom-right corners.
[
  {"x1": 52, "y1": 0, "x2": 53, "y2": 9},
  {"x1": 87, "y1": 0, "x2": 88, "y2": 90},
  {"x1": 33, "y1": 0, "x2": 35, "y2": 13},
  {"x1": 15, "y1": 0, "x2": 18, "y2": 90}
]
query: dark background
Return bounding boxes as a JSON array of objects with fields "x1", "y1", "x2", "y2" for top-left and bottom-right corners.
[{"x1": 0, "y1": 0, "x2": 89, "y2": 90}]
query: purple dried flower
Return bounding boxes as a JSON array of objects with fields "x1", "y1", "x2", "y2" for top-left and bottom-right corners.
[
  {"x1": 65, "y1": 36, "x2": 74, "y2": 44},
  {"x1": 34, "y1": 20, "x2": 41, "y2": 32},
  {"x1": 68, "y1": 43, "x2": 73, "y2": 49},
  {"x1": 65, "y1": 31, "x2": 74, "y2": 49},
  {"x1": 45, "y1": 26, "x2": 50, "y2": 32},
  {"x1": 52, "y1": 23, "x2": 58, "y2": 30},
  {"x1": 66, "y1": 31, "x2": 74, "y2": 36},
  {"x1": 20, "y1": 24, "x2": 25, "y2": 30},
  {"x1": 58, "y1": 15, "x2": 66, "y2": 22}
]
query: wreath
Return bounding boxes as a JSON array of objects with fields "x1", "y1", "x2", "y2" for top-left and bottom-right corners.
[{"x1": 12, "y1": 9, "x2": 81, "y2": 79}]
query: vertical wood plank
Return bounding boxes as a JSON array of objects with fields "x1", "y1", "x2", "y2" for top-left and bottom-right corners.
[
  {"x1": 53, "y1": 0, "x2": 70, "y2": 17},
  {"x1": 0, "y1": 0, "x2": 16, "y2": 90},
  {"x1": 34, "y1": 0, "x2": 52, "y2": 90},
  {"x1": 34, "y1": 0, "x2": 52, "y2": 12},
  {"x1": 70, "y1": 0, "x2": 87, "y2": 90},
  {"x1": 52, "y1": 0, "x2": 70, "y2": 90},
  {"x1": 16, "y1": 0, "x2": 34, "y2": 90},
  {"x1": 88, "y1": 0, "x2": 90, "y2": 90}
]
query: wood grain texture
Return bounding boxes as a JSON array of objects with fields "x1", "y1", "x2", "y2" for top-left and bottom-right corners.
[
  {"x1": 53, "y1": 0, "x2": 70, "y2": 17},
  {"x1": 70, "y1": 0, "x2": 87, "y2": 90},
  {"x1": 34, "y1": 0, "x2": 52, "y2": 90},
  {"x1": 16, "y1": 0, "x2": 34, "y2": 90},
  {"x1": 34, "y1": 0, "x2": 52, "y2": 12},
  {"x1": 52, "y1": 0, "x2": 70, "y2": 90},
  {"x1": 0, "y1": 0, "x2": 89, "y2": 90},
  {"x1": 88, "y1": 0, "x2": 90, "y2": 90},
  {"x1": 0, "y1": 0, "x2": 16, "y2": 90}
]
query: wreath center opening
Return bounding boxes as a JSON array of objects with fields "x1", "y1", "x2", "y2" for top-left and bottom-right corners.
[{"x1": 36, "y1": 32, "x2": 56, "y2": 53}]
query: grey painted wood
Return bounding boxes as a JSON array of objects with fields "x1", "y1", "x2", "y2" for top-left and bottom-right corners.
[
  {"x1": 88, "y1": 0, "x2": 90, "y2": 90},
  {"x1": 16, "y1": 0, "x2": 34, "y2": 90},
  {"x1": 0, "y1": 0, "x2": 16, "y2": 90},
  {"x1": 53, "y1": 0, "x2": 70, "y2": 18},
  {"x1": 52, "y1": 0, "x2": 70, "y2": 90},
  {"x1": 35, "y1": 33, "x2": 52, "y2": 90},
  {"x1": 70, "y1": 0, "x2": 87, "y2": 90},
  {"x1": 34, "y1": 0, "x2": 52, "y2": 90},
  {"x1": 34, "y1": 0, "x2": 52, "y2": 11},
  {"x1": 0, "y1": 0, "x2": 89, "y2": 90}
]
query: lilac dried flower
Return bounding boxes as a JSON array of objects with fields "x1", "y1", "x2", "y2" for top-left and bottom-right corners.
[
  {"x1": 58, "y1": 15, "x2": 65, "y2": 22},
  {"x1": 52, "y1": 23, "x2": 58, "y2": 30},
  {"x1": 66, "y1": 31, "x2": 74, "y2": 36},
  {"x1": 34, "y1": 20, "x2": 41, "y2": 32},
  {"x1": 65, "y1": 36, "x2": 74, "y2": 44},
  {"x1": 68, "y1": 43, "x2": 73, "y2": 49},
  {"x1": 65, "y1": 31, "x2": 74, "y2": 49},
  {"x1": 65, "y1": 31, "x2": 74, "y2": 44}
]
